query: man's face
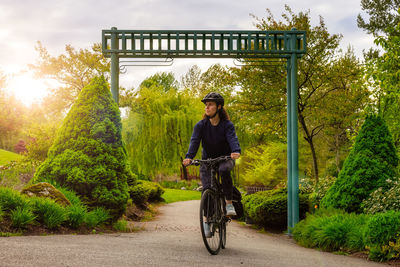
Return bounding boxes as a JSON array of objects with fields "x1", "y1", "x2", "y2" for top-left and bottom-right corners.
[{"x1": 205, "y1": 101, "x2": 218, "y2": 116}]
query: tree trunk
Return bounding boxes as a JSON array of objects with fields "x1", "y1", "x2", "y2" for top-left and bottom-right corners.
[
  {"x1": 335, "y1": 133, "x2": 340, "y2": 173},
  {"x1": 298, "y1": 113, "x2": 319, "y2": 183},
  {"x1": 180, "y1": 156, "x2": 188, "y2": 180}
]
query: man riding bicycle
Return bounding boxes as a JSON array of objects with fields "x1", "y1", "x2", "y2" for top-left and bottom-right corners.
[{"x1": 183, "y1": 92, "x2": 241, "y2": 236}]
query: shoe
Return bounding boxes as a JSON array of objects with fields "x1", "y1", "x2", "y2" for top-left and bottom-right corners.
[
  {"x1": 226, "y1": 204, "x2": 237, "y2": 216},
  {"x1": 203, "y1": 222, "x2": 212, "y2": 238}
]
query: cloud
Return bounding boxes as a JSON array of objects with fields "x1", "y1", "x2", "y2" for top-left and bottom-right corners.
[{"x1": 0, "y1": 0, "x2": 374, "y2": 90}]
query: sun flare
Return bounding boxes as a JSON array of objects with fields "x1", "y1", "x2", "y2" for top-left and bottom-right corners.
[{"x1": 5, "y1": 72, "x2": 53, "y2": 106}]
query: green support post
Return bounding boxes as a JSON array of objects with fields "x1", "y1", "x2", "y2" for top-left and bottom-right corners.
[
  {"x1": 110, "y1": 27, "x2": 119, "y2": 104},
  {"x1": 287, "y1": 59, "x2": 293, "y2": 231},
  {"x1": 288, "y1": 28, "x2": 300, "y2": 233}
]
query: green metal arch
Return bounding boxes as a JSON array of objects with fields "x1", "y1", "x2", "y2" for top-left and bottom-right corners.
[{"x1": 101, "y1": 27, "x2": 306, "y2": 233}]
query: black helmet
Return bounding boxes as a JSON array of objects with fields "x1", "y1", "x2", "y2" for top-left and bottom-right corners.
[{"x1": 201, "y1": 92, "x2": 224, "y2": 106}]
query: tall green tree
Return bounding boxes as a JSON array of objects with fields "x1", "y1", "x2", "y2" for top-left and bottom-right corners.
[
  {"x1": 33, "y1": 77, "x2": 132, "y2": 218},
  {"x1": 357, "y1": 0, "x2": 400, "y2": 36},
  {"x1": 123, "y1": 73, "x2": 203, "y2": 177},
  {"x1": 321, "y1": 115, "x2": 398, "y2": 213},
  {"x1": 230, "y1": 6, "x2": 368, "y2": 181},
  {"x1": 364, "y1": 11, "x2": 400, "y2": 149}
]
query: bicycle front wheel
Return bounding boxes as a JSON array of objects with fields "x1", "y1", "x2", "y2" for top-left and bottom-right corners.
[{"x1": 200, "y1": 189, "x2": 222, "y2": 255}]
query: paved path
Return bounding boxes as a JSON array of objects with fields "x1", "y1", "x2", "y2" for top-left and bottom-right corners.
[{"x1": 0, "y1": 200, "x2": 388, "y2": 266}]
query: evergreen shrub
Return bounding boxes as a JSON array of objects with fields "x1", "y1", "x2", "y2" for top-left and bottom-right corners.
[
  {"x1": 33, "y1": 77, "x2": 134, "y2": 218},
  {"x1": 242, "y1": 188, "x2": 310, "y2": 229},
  {"x1": 321, "y1": 115, "x2": 398, "y2": 213},
  {"x1": 129, "y1": 181, "x2": 164, "y2": 205}
]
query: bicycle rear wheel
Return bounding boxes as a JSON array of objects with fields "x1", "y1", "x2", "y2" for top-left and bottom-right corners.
[
  {"x1": 220, "y1": 198, "x2": 227, "y2": 249},
  {"x1": 200, "y1": 189, "x2": 222, "y2": 255}
]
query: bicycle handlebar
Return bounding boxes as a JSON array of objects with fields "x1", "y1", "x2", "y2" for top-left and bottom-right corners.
[{"x1": 189, "y1": 156, "x2": 232, "y2": 166}]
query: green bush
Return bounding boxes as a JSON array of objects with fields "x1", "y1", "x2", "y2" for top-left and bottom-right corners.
[
  {"x1": 362, "y1": 178, "x2": 400, "y2": 214},
  {"x1": 321, "y1": 115, "x2": 398, "y2": 213},
  {"x1": 129, "y1": 184, "x2": 148, "y2": 205},
  {"x1": 0, "y1": 204, "x2": 3, "y2": 221},
  {"x1": 29, "y1": 197, "x2": 66, "y2": 229},
  {"x1": 293, "y1": 209, "x2": 370, "y2": 252},
  {"x1": 129, "y1": 181, "x2": 164, "y2": 205},
  {"x1": 10, "y1": 206, "x2": 36, "y2": 229},
  {"x1": 243, "y1": 188, "x2": 309, "y2": 229},
  {"x1": 293, "y1": 209, "x2": 400, "y2": 262},
  {"x1": 33, "y1": 77, "x2": 134, "y2": 219},
  {"x1": 309, "y1": 176, "x2": 336, "y2": 208},
  {"x1": 364, "y1": 211, "x2": 400, "y2": 247},
  {"x1": 0, "y1": 187, "x2": 29, "y2": 212},
  {"x1": 85, "y1": 207, "x2": 110, "y2": 228},
  {"x1": 141, "y1": 181, "x2": 164, "y2": 201}
]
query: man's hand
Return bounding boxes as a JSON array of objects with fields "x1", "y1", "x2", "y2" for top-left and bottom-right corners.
[
  {"x1": 182, "y1": 158, "x2": 192, "y2": 166},
  {"x1": 231, "y1": 153, "x2": 240, "y2": 160}
]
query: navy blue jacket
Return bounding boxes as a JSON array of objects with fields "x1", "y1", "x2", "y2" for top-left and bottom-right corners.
[{"x1": 185, "y1": 119, "x2": 241, "y2": 159}]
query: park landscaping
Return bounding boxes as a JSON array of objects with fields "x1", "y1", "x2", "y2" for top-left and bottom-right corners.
[{"x1": 1, "y1": 4, "x2": 400, "y2": 264}]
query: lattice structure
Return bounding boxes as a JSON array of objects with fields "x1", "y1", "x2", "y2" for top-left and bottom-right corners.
[{"x1": 102, "y1": 29, "x2": 306, "y2": 58}]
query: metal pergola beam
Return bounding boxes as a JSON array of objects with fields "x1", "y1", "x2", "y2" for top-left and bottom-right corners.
[
  {"x1": 102, "y1": 29, "x2": 306, "y2": 58},
  {"x1": 101, "y1": 27, "x2": 306, "y2": 233}
]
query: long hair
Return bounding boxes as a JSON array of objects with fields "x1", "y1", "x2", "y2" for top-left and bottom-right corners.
[{"x1": 202, "y1": 107, "x2": 230, "y2": 121}]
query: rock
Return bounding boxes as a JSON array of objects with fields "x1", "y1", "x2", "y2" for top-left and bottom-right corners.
[
  {"x1": 181, "y1": 187, "x2": 186, "y2": 190},
  {"x1": 195, "y1": 186, "x2": 203, "y2": 192},
  {"x1": 21, "y1": 182, "x2": 71, "y2": 206}
]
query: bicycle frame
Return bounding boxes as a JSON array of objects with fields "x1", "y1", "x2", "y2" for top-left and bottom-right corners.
[{"x1": 190, "y1": 156, "x2": 232, "y2": 254}]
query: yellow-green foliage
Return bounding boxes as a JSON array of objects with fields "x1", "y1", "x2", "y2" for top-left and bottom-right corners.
[
  {"x1": 241, "y1": 143, "x2": 287, "y2": 187},
  {"x1": 129, "y1": 180, "x2": 164, "y2": 205},
  {"x1": 33, "y1": 77, "x2": 134, "y2": 218},
  {"x1": 123, "y1": 83, "x2": 203, "y2": 177}
]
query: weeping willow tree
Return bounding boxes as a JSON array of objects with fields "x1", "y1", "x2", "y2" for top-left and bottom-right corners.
[{"x1": 123, "y1": 76, "x2": 203, "y2": 177}]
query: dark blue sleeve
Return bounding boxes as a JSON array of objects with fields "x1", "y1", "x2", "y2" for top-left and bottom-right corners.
[
  {"x1": 185, "y1": 120, "x2": 203, "y2": 159},
  {"x1": 225, "y1": 121, "x2": 241, "y2": 154}
]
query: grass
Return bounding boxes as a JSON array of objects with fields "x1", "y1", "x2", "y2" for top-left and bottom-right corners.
[
  {"x1": 0, "y1": 149, "x2": 22, "y2": 165},
  {"x1": 161, "y1": 188, "x2": 201, "y2": 204}
]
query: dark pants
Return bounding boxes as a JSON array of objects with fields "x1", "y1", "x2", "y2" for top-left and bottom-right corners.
[{"x1": 200, "y1": 159, "x2": 235, "y2": 200}]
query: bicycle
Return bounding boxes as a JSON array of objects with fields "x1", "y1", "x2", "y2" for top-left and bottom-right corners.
[{"x1": 190, "y1": 156, "x2": 232, "y2": 255}]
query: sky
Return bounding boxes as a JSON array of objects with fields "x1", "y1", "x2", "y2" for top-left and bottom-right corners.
[{"x1": 0, "y1": 0, "x2": 374, "y2": 105}]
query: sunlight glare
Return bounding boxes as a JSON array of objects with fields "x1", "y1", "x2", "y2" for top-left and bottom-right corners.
[{"x1": 5, "y1": 72, "x2": 53, "y2": 106}]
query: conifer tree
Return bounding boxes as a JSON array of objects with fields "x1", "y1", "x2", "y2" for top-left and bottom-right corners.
[
  {"x1": 321, "y1": 115, "x2": 398, "y2": 213},
  {"x1": 33, "y1": 76, "x2": 133, "y2": 218}
]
